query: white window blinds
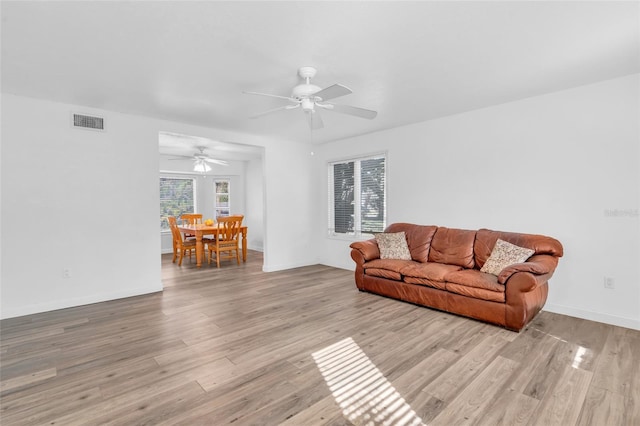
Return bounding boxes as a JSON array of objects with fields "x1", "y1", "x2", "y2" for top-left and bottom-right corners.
[{"x1": 329, "y1": 154, "x2": 386, "y2": 235}]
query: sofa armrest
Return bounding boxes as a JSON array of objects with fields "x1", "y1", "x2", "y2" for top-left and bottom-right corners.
[
  {"x1": 498, "y1": 254, "x2": 559, "y2": 285},
  {"x1": 350, "y1": 240, "x2": 378, "y2": 290},
  {"x1": 506, "y1": 271, "x2": 553, "y2": 294},
  {"x1": 504, "y1": 270, "x2": 553, "y2": 330},
  {"x1": 350, "y1": 239, "x2": 380, "y2": 263}
]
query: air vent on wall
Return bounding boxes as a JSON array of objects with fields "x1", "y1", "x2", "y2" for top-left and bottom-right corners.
[{"x1": 72, "y1": 113, "x2": 105, "y2": 131}]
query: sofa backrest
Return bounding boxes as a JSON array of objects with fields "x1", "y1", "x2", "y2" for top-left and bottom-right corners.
[
  {"x1": 384, "y1": 223, "x2": 438, "y2": 263},
  {"x1": 379, "y1": 224, "x2": 563, "y2": 269},
  {"x1": 474, "y1": 228, "x2": 564, "y2": 269},
  {"x1": 428, "y1": 227, "x2": 477, "y2": 268}
]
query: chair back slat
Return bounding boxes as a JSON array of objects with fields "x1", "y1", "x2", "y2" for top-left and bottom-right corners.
[
  {"x1": 181, "y1": 214, "x2": 203, "y2": 225},
  {"x1": 217, "y1": 215, "x2": 244, "y2": 242}
]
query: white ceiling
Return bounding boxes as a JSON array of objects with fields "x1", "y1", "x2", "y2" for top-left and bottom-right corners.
[{"x1": 2, "y1": 1, "x2": 638, "y2": 150}]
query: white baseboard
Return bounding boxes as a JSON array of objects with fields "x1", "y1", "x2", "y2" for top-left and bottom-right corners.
[
  {"x1": 543, "y1": 303, "x2": 640, "y2": 330},
  {"x1": 320, "y1": 260, "x2": 355, "y2": 271},
  {"x1": 0, "y1": 284, "x2": 162, "y2": 320}
]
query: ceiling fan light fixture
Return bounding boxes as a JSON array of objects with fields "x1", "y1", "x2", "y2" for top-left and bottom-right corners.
[
  {"x1": 193, "y1": 160, "x2": 211, "y2": 173},
  {"x1": 301, "y1": 98, "x2": 315, "y2": 112}
]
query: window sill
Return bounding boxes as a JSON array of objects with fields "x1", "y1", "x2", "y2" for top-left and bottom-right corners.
[{"x1": 326, "y1": 232, "x2": 375, "y2": 242}]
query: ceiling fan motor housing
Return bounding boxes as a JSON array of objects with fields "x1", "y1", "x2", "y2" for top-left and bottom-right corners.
[
  {"x1": 292, "y1": 83, "x2": 322, "y2": 101},
  {"x1": 293, "y1": 66, "x2": 323, "y2": 105}
]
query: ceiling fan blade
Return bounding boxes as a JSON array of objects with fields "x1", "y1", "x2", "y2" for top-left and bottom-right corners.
[
  {"x1": 324, "y1": 103, "x2": 377, "y2": 119},
  {"x1": 249, "y1": 103, "x2": 300, "y2": 118},
  {"x1": 243, "y1": 91, "x2": 296, "y2": 102},
  {"x1": 167, "y1": 155, "x2": 195, "y2": 160},
  {"x1": 203, "y1": 158, "x2": 229, "y2": 166},
  {"x1": 306, "y1": 111, "x2": 324, "y2": 130},
  {"x1": 312, "y1": 84, "x2": 352, "y2": 101}
]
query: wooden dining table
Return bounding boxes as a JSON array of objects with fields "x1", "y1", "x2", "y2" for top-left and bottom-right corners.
[{"x1": 177, "y1": 223, "x2": 248, "y2": 267}]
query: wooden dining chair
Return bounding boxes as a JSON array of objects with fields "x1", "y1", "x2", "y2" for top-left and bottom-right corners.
[
  {"x1": 180, "y1": 213, "x2": 203, "y2": 239},
  {"x1": 207, "y1": 215, "x2": 244, "y2": 268},
  {"x1": 167, "y1": 216, "x2": 197, "y2": 266}
]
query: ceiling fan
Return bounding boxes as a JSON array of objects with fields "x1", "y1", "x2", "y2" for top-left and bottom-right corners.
[
  {"x1": 244, "y1": 66, "x2": 377, "y2": 130},
  {"x1": 168, "y1": 146, "x2": 228, "y2": 172}
]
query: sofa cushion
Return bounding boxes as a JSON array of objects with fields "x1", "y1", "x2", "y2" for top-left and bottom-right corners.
[
  {"x1": 474, "y1": 228, "x2": 563, "y2": 269},
  {"x1": 444, "y1": 269, "x2": 504, "y2": 292},
  {"x1": 404, "y1": 276, "x2": 447, "y2": 291},
  {"x1": 363, "y1": 259, "x2": 415, "y2": 274},
  {"x1": 444, "y1": 269, "x2": 505, "y2": 302},
  {"x1": 384, "y1": 223, "x2": 438, "y2": 263},
  {"x1": 445, "y1": 283, "x2": 505, "y2": 303},
  {"x1": 365, "y1": 268, "x2": 402, "y2": 280},
  {"x1": 480, "y1": 239, "x2": 535, "y2": 276},
  {"x1": 428, "y1": 227, "x2": 476, "y2": 268},
  {"x1": 375, "y1": 232, "x2": 411, "y2": 260},
  {"x1": 400, "y1": 262, "x2": 463, "y2": 281}
]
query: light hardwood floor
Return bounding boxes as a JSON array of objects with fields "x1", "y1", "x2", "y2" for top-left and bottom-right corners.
[{"x1": 1, "y1": 251, "x2": 638, "y2": 425}]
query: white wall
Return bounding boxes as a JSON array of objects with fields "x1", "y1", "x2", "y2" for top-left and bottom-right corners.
[
  {"x1": 1, "y1": 94, "x2": 316, "y2": 319},
  {"x1": 262, "y1": 147, "x2": 318, "y2": 271},
  {"x1": 314, "y1": 74, "x2": 640, "y2": 330},
  {"x1": 1, "y1": 95, "x2": 162, "y2": 318},
  {"x1": 245, "y1": 158, "x2": 265, "y2": 251}
]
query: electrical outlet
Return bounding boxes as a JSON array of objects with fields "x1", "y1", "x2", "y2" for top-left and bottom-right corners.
[
  {"x1": 604, "y1": 276, "x2": 615, "y2": 289},
  {"x1": 63, "y1": 268, "x2": 71, "y2": 279}
]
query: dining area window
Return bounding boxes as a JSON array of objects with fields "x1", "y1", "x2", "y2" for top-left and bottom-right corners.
[
  {"x1": 214, "y1": 179, "x2": 230, "y2": 218},
  {"x1": 160, "y1": 176, "x2": 196, "y2": 231}
]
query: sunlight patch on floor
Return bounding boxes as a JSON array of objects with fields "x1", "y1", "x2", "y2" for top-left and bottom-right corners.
[
  {"x1": 571, "y1": 345, "x2": 590, "y2": 369},
  {"x1": 532, "y1": 327, "x2": 591, "y2": 370},
  {"x1": 312, "y1": 337, "x2": 426, "y2": 426}
]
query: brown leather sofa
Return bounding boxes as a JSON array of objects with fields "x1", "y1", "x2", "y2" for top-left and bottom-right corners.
[{"x1": 350, "y1": 223, "x2": 563, "y2": 331}]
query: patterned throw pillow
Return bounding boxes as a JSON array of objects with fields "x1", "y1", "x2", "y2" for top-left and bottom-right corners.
[
  {"x1": 480, "y1": 239, "x2": 535, "y2": 276},
  {"x1": 375, "y1": 232, "x2": 412, "y2": 260}
]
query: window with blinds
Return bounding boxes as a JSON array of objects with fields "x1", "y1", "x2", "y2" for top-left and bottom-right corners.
[
  {"x1": 328, "y1": 154, "x2": 386, "y2": 235},
  {"x1": 160, "y1": 177, "x2": 196, "y2": 231}
]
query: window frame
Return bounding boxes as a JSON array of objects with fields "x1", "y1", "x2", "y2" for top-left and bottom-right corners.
[
  {"x1": 214, "y1": 178, "x2": 231, "y2": 218},
  {"x1": 159, "y1": 174, "x2": 197, "y2": 232},
  {"x1": 327, "y1": 152, "x2": 387, "y2": 238}
]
